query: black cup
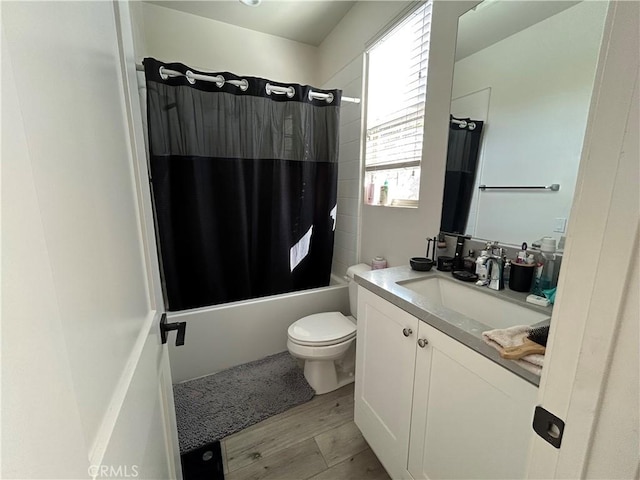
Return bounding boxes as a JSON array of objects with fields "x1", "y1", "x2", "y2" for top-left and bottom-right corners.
[
  {"x1": 509, "y1": 262, "x2": 536, "y2": 292},
  {"x1": 437, "y1": 256, "x2": 454, "y2": 272}
]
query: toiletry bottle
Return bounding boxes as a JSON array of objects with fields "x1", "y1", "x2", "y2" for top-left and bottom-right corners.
[
  {"x1": 365, "y1": 175, "x2": 375, "y2": 204},
  {"x1": 453, "y1": 235, "x2": 466, "y2": 270},
  {"x1": 531, "y1": 248, "x2": 557, "y2": 295},
  {"x1": 503, "y1": 259, "x2": 511, "y2": 284},
  {"x1": 475, "y1": 250, "x2": 489, "y2": 284},
  {"x1": 463, "y1": 249, "x2": 476, "y2": 273},
  {"x1": 379, "y1": 180, "x2": 389, "y2": 205},
  {"x1": 530, "y1": 254, "x2": 545, "y2": 295},
  {"x1": 539, "y1": 252, "x2": 556, "y2": 290}
]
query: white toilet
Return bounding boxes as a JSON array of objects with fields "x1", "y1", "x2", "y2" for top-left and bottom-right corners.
[{"x1": 287, "y1": 263, "x2": 371, "y2": 394}]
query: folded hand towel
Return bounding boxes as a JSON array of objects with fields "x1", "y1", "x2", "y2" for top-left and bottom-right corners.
[{"x1": 482, "y1": 325, "x2": 544, "y2": 376}]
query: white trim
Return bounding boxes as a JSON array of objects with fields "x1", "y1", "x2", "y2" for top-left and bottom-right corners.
[
  {"x1": 167, "y1": 282, "x2": 348, "y2": 318},
  {"x1": 88, "y1": 310, "x2": 159, "y2": 467},
  {"x1": 113, "y1": 0, "x2": 165, "y2": 312},
  {"x1": 526, "y1": 1, "x2": 639, "y2": 477},
  {"x1": 364, "y1": 1, "x2": 431, "y2": 52},
  {"x1": 159, "y1": 350, "x2": 182, "y2": 479}
]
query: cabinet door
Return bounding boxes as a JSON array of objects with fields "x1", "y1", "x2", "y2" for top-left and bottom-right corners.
[
  {"x1": 355, "y1": 287, "x2": 419, "y2": 479},
  {"x1": 408, "y1": 321, "x2": 538, "y2": 479}
]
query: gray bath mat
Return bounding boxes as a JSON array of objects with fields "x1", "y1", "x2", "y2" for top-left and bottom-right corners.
[{"x1": 173, "y1": 351, "x2": 315, "y2": 453}]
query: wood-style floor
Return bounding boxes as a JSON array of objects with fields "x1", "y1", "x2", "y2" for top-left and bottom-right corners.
[{"x1": 221, "y1": 384, "x2": 390, "y2": 480}]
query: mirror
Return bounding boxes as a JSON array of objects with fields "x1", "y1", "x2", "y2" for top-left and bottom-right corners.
[{"x1": 440, "y1": 0, "x2": 608, "y2": 246}]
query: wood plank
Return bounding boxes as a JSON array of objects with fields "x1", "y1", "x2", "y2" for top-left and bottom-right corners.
[
  {"x1": 314, "y1": 421, "x2": 368, "y2": 467},
  {"x1": 225, "y1": 385, "x2": 354, "y2": 472},
  {"x1": 225, "y1": 438, "x2": 327, "y2": 480},
  {"x1": 308, "y1": 448, "x2": 391, "y2": 480},
  {"x1": 221, "y1": 439, "x2": 229, "y2": 475}
]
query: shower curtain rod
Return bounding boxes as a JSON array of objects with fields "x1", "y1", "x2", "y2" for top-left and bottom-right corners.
[{"x1": 135, "y1": 63, "x2": 361, "y2": 104}]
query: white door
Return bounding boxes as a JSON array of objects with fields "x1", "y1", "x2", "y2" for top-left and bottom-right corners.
[
  {"x1": 354, "y1": 287, "x2": 418, "y2": 479},
  {"x1": 526, "y1": 2, "x2": 639, "y2": 478},
  {"x1": 2, "y1": 1, "x2": 181, "y2": 478},
  {"x1": 408, "y1": 321, "x2": 537, "y2": 480}
]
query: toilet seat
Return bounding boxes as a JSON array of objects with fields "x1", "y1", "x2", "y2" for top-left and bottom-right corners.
[{"x1": 287, "y1": 312, "x2": 356, "y2": 347}]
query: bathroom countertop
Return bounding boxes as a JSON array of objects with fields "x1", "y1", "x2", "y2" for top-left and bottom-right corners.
[{"x1": 355, "y1": 266, "x2": 554, "y2": 386}]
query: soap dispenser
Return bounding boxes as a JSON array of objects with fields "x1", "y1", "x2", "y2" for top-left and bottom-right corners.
[
  {"x1": 453, "y1": 235, "x2": 467, "y2": 270},
  {"x1": 475, "y1": 250, "x2": 489, "y2": 285}
]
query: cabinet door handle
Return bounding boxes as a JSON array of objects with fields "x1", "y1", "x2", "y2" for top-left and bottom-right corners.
[
  {"x1": 403, "y1": 328, "x2": 413, "y2": 337},
  {"x1": 417, "y1": 338, "x2": 429, "y2": 348}
]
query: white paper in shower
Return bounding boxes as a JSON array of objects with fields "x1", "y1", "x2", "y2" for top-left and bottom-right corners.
[{"x1": 290, "y1": 226, "x2": 313, "y2": 272}]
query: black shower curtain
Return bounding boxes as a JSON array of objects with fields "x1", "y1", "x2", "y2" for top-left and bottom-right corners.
[
  {"x1": 440, "y1": 116, "x2": 484, "y2": 234},
  {"x1": 144, "y1": 58, "x2": 341, "y2": 311}
]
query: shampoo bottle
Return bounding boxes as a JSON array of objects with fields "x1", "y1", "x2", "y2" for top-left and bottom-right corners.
[
  {"x1": 379, "y1": 180, "x2": 389, "y2": 205},
  {"x1": 365, "y1": 175, "x2": 375, "y2": 204}
]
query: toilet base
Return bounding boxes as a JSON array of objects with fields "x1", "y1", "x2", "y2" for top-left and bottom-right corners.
[{"x1": 303, "y1": 359, "x2": 355, "y2": 395}]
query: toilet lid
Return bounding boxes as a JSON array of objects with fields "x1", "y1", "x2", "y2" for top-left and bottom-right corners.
[{"x1": 288, "y1": 312, "x2": 356, "y2": 347}]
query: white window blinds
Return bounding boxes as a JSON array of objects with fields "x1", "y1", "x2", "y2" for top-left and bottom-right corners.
[{"x1": 364, "y1": 1, "x2": 432, "y2": 203}]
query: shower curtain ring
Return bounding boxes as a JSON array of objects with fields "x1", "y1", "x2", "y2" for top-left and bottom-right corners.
[
  {"x1": 159, "y1": 66, "x2": 169, "y2": 80},
  {"x1": 185, "y1": 71, "x2": 196, "y2": 85}
]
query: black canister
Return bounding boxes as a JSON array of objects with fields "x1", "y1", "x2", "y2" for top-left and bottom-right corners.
[
  {"x1": 509, "y1": 262, "x2": 536, "y2": 292},
  {"x1": 437, "y1": 256, "x2": 454, "y2": 271}
]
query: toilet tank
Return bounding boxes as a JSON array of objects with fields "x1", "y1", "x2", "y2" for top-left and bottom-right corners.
[{"x1": 345, "y1": 264, "x2": 372, "y2": 319}]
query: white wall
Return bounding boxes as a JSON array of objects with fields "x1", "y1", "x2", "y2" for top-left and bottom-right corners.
[
  {"x1": 323, "y1": 56, "x2": 364, "y2": 277},
  {"x1": 451, "y1": 1, "x2": 607, "y2": 245},
  {"x1": 141, "y1": 2, "x2": 319, "y2": 85},
  {"x1": 129, "y1": 0, "x2": 148, "y2": 60},
  {"x1": 317, "y1": 1, "x2": 413, "y2": 86}
]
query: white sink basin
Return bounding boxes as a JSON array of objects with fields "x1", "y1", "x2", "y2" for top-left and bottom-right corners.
[{"x1": 397, "y1": 277, "x2": 549, "y2": 330}]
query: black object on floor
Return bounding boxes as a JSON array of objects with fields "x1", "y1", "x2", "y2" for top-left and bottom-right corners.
[{"x1": 181, "y1": 440, "x2": 224, "y2": 480}]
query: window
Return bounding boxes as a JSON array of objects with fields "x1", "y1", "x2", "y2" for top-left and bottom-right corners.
[{"x1": 364, "y1": 1, "x2": 433, "y2": 207}]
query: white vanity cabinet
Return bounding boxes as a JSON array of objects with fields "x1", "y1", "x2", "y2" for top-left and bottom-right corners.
[
  {"x1": 355, "y1": 286, "x2": 538, "y2": 480},
  {"x1": 355, "y1": 286, "x2": 419, "y2": 479}
]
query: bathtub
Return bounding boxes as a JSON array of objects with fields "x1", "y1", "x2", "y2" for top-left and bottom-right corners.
[{"x1": 167, "y1": 278, "x2": 350, "y2": 383}]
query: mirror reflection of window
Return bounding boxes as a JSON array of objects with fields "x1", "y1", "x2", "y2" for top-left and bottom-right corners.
[{"x1": 441, "y1": 0, "x2": 608, "y2": 246}]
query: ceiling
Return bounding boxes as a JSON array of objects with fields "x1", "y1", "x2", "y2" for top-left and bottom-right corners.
[
  {"x1": 455, "y1": 1, "x2": 581, "y2": 60},
  {"x1": 144, "y1": 0, "x2": 356, "y2": 46},
  {"x1": 144, "y1": 1, "x2": 581, "y2": 54}
]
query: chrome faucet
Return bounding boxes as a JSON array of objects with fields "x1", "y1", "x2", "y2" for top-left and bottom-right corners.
[{"x1": 484, "y1": 256, "x2": 504, "y2": 290}]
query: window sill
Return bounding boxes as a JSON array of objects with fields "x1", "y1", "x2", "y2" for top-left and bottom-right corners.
[{"x1": 364, "y1": 202, "x2": 418, "y2": 210}]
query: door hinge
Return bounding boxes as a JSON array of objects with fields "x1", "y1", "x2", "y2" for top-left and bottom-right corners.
[
  {"x1": 160, "y1": 313, "x2": 186, "y2": 347},
  {"x1": 532, "y1": 405, "x2": 565, "y2": 449}
]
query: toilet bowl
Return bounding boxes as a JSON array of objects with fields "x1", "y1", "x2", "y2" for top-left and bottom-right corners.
[{"x1": 287, "y1": 263, "x2": 370, "y2": 394}]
